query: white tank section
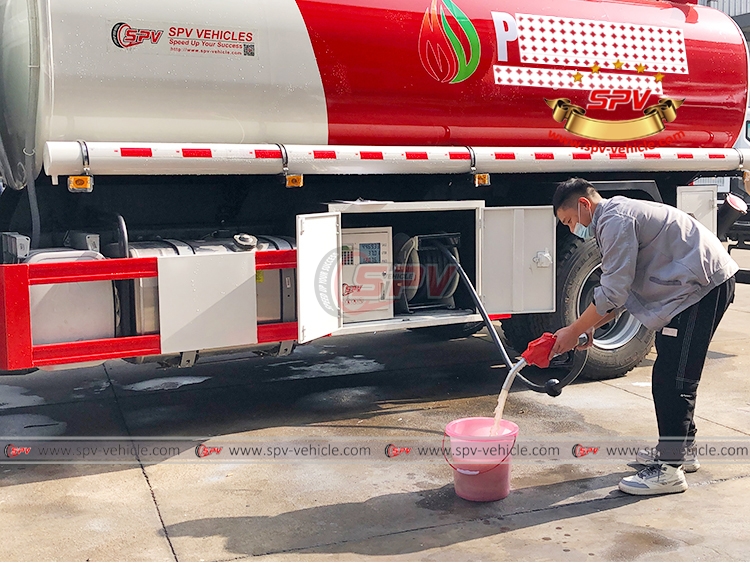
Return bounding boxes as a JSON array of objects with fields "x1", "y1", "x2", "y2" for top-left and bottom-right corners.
[
  {"x1": 0, "y1": 0, "x2": 329, "y2": 182},
  {"x1": 0, "y1": 0, "x2": 34, "y2": 186}
]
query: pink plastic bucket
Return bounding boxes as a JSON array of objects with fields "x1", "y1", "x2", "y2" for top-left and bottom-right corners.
[{"x1": 444, "y1": 417, "x2": 519, "y2": 502}]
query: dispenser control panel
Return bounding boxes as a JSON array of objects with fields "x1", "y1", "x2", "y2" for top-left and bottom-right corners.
[{"x1": 340, "y1": 227, "x2": 393, "y2": 323}]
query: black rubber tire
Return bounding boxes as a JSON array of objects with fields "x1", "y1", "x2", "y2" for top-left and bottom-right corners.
[
  {"x1": 410, "y1": 321, "x2": 486, "y2": 340},
  {"x1": 503, "y1": 234, "x2": 654, "y2": 380},
  {"x1": 500, "y1": 315, "x2": 539, "y2": 355}
]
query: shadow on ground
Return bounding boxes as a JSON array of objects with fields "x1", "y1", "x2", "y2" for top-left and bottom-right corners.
[{"x1": 165, "y1": 475, "x2": 641, "y2": 558}]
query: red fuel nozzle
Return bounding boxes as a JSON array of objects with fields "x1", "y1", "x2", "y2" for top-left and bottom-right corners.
[{"x1": 520, "y1": 332, "x2": 557, "y2": 369}]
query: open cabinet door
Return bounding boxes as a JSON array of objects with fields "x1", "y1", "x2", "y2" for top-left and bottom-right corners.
[
  {"x1": 297, "y1": 212, "x2": 343, "y2": 343},
  {"x1": 480, "y1": 207, "x2": 556, "y2": 315}
]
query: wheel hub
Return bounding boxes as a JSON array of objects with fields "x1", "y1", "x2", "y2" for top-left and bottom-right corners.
[{"x1": 577, "y1": 262, "x2": 643, "y2": 351}]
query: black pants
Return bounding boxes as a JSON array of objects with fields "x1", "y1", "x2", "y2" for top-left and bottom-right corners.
[{"x1": 652, "y1": 277, "x2": 735, "y2": 464}]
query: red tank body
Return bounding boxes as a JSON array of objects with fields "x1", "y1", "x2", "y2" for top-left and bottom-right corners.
[{"x1": 296, "y1": 0, "x2": 748, "y2": 149}]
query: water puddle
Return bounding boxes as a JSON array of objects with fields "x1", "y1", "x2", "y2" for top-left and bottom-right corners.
[
  {"x1": 0, "y1": 385, "x2": 45, "y2": 410},
  {"x1": 123, "y1": 376, "x2": 211, "y2": 392},
  {"x1": 266, "y1": 357, "x2": 385, "y2": 382},
  {"x1": 295, "y1": 386, "x2": 380, "y2": 412}
]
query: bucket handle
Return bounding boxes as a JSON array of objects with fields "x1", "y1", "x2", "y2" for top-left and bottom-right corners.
[{"x1": 442, "y1": 432, "x2": 517, "y2": 476}]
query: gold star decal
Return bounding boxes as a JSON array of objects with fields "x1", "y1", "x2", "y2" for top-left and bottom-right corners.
[
  {"x1": 591, "y1": 63, "x2": 601, "y2": 73},
  {"x1": 636, "y1": 63, "x2": 647, "y2": 73},
  {"x1": 573, "y1": 71, "x2": 584, "y2": 82},
  {"x1": 654, "y1": 72, "x2": 664, "y2": 82},
  {"x1": 613, "y1": 59, "x2": 624, "y2": 70}
]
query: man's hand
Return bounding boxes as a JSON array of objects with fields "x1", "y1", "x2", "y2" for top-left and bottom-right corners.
[
  {"x1": 548, "y1": 303, "x2": 605, "y2": 359},
  {"x1": 550, "y1": 325, "x2": 583, "y2": 359}
]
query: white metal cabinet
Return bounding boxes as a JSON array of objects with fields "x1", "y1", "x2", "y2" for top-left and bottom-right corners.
[
  {"x1": 295, "y1": 202, "x2": 557, "y2": 343},
  {"x1": 480, "y1": 206, "x2": 556, "y2": 315}
]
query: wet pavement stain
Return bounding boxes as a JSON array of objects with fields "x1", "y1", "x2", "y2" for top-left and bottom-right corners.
[
  {"x1": 0, "y1": 414, "x2": 67, "y2": 436},
  {"x1": 512, "y1": 464, "x2": 602, "y2": 489},
  {"x1": 604, "y1": 529, "x2": 681, "y2": 561},
  {"x1": 0, "y1": 385, "x2": 45, "y2": 409},
  {"x1": 122, "y1": 376, "x2": 212, "y2": 392},
  {"x1": 415, "y1": 484, "x2": 473, "y2": 513},
  {"x1": 503, "y1": 394, "x2": 619, "y2": 436},
  {"x1": 266, "y1": 356, "x2": 386, "y2": 382},
  {"x1": 294, "y1": 386, "x2": 381, "y2": 413}
]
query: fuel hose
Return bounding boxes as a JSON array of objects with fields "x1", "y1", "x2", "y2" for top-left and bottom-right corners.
[{"x1": 431, "y1": 240, "x2": 587, "y2": 396}]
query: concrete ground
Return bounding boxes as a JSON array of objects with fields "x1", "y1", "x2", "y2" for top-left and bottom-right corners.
[{"x1": 2, "y1": 271, "x2": 750, "y2": 560}]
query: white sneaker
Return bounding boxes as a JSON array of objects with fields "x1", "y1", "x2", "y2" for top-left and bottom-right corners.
[
  {"x1": 635, "y1": 447, "x2": 700, "y2": 473},
  {"x1": 619, "y1": 463, "x2": 688, "y2": 496}
]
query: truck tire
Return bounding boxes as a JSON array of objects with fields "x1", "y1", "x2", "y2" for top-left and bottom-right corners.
[
  {"x1": 504, "y1": 234, "x2": 654, "y2": 380},
  {"x1": 500, "y1": 315, "x2": 539, "y2": 355}
]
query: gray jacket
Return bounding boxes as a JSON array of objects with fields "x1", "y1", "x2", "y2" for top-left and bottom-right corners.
[{"x1": 592, "y1": 196, "x2": 738, "y2": 331}]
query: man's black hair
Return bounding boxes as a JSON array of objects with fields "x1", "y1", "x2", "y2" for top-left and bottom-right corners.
[{"x1": 552, "y1": 177, "x2": 599, "y2": 215}]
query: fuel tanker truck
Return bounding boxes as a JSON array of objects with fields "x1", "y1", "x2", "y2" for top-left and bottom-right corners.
[{"x1": 0, "y1": 0, "x2": 748, "y2": 380}]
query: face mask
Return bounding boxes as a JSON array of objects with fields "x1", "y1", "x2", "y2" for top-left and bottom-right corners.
[{"x1": 573, "y1": 203, "x2": 595, "y2": 241}]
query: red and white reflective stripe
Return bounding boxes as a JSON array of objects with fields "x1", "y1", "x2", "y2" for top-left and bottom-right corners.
[
  {"x1": 182, "y1": 148, "x2": 213, "y2": 158},
  {"x1": 472, "y1": 147, "x2": 745, "y2": 174},
  {"x1": 255, "y1": 149, "x2": 284, "y2": 159},
  {"x1": 44, "y1": 142, "x2": 747, "y2": 179},
  {"x1": 120, "y1": 148, "x2": 153, "y2": 158},
  {"x1": 44, "y1": 142, "x2": 287, "y2": 178},
  {"x1": 284, "y1": 145, "x2": 473, "y2": 174},
  {"x1": 313, "y1": 150, "x2": 337, "y2": 159}
]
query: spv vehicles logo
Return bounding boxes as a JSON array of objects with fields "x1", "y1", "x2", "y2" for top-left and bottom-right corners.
[
  {"x1": 419, "y1": 0, "x2": 481, "y2": 84},
  {"x1": 112, "y1": 22, "x2": 164, "y2": 49}
]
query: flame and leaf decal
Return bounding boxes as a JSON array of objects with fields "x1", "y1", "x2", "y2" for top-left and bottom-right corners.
[{"x1": 419, "y1": 0, "x2": 481, "y2": 84}]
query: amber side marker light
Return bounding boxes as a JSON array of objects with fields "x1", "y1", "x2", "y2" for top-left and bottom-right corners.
[
  {"x1": 68, "y1": 176, "x2": 94, "y2": 193},
  {"x1": 474, "y1": 173, "x2": 491, "y2": 187},
  {"x1": 286, "y1": 174, "x2": 304, "y2": 188}
]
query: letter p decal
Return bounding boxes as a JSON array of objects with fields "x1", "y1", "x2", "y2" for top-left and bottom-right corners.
[{"x1": 491, "y1": 12, "x2": 518, "y2": 62}]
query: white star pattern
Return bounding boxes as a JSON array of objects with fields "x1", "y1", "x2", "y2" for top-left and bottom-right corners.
[
  {"x1": 516, "y1": 14, "x2": 688, "y2": 75},
  {"x1": 493, "y1": 65, "x2": 664, "y2": 94}
]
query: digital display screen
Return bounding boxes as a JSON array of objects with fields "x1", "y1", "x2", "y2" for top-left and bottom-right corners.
[{"x1": 359, "y1": 242, "x2": 381, "y2": 264}]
